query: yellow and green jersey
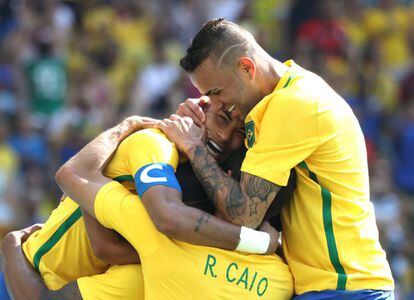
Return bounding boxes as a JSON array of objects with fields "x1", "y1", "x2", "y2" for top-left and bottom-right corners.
[
  {"x1": 22, "y1": 129, "x2": 175, "y2": 291},
  {"x1": 95, "y1": 178, "x2": 293, "y2": 300},
  {"x1": 241, "y1": 60, "x2": 394, "y2": 295}
]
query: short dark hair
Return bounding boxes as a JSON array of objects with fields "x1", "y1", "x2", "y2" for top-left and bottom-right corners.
[{"x1": 180, "y1": 18, "x2": 254, "y2": 72}]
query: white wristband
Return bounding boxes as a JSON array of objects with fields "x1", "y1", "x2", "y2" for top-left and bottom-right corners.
[{"x1": 235, "y1": 226, "x2": 270, "y2": 254}]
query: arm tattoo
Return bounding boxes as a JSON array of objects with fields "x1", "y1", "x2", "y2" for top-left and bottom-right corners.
[
  {"x1": 244, "y1": 174, "x2": 279, "y2": 204},
  {"x1": 225, "y1": 184, "x2": 246, "y2": 218},
  {"x1": 190, "y1": 145, "x2": 246, "y2": 218},
  {"x1": 248, "y1": 198, "x2": 259, "y2": 217},
  {"x1": 189, "y1": 145, "x2": 280, "y2": 224},
  {"x1": 194, "y1": 212, "x2": 211, "y2": 232},
  {"x1": 190, "y1": 145, "x2": 228, "y2": 205}
]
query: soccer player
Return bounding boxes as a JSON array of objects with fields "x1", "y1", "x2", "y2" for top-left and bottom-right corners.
[
  {"x1": 52, "y1": 112, "x2": 293, "y2": 299},
  {"x1": 2, "y1": 109, "x2": 295, "y2": 299},
  {"x1": 152, "y1": 18, "x2": 395, "y2": 299}
]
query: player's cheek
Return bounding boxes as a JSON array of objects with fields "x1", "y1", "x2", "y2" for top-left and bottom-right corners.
[{"x1": 230, "y1": 135, "x2": 244, "y2": 151}]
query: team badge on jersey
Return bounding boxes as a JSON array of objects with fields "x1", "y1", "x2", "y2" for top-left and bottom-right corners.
[
  {"x1": 245, "y1": 120, "x2": 255, "y2": 148},
  {"x1": 134, "y1": 163, "x2": 181, "y2": 198}
]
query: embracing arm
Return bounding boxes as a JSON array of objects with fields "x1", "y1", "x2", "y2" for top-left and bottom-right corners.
[
  {"x1": 143, "y1": 186, "x2": 278, "y2": 253},
  {"x1": 1, "y1": 226, "x2": 82, "y2": 300},
  {"x1": 143, "y1": 186, "x2": 238, "y2": 250},
  {"x1": 2, "y1": 226, "x2": 45, "y2": 300},
  {"x1": 56, "y1": 117, "x2": 277, "y2": 254},
  {"x1": 55, "y1": 116, "x2": 149, "y2": 217},
  {"x1": 143, "y1": 112, "x2": 281, "y2": 229},
  {"x1": 82, "y1": 210, "x2": 140, "y2": 265},
  {"x1": 187, "y1": 144, "x2": 281, "y2": 229}
]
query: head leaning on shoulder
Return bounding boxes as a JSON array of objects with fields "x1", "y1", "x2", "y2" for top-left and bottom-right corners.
[{"x1": 180, "y1": 18, "x2": 285, "y2": 120}]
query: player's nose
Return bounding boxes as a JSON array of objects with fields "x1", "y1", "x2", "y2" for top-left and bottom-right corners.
[{"x1": 216, "y1": 127, "x2": 233, "y2": 144}]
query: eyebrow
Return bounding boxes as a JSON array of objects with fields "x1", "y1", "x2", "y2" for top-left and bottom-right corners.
[{"x1": 204, "y1": 88, "x2": 219, "y2": 96}]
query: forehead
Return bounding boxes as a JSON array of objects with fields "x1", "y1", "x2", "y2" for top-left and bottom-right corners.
[{"x1": 189, "y1": 58, "x2": 232, "y2": 94}]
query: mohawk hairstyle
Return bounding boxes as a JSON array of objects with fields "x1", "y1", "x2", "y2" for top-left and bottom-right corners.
[{"x1": 180, "y1": 18, "x2": 254, "y2": 72}]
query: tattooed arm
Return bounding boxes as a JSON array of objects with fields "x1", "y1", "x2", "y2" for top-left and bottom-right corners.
[
  {"x1": 143, "y1": 186, "x2": 278, "y2": 253},
  {"x1": 142, "y1": 185, "x2": 241, "y2": 250},
  {"x1": 188, "y1": 145, "x2": 281, "y2": 228},
  {"x1": 145, "y1": 115, "x2": 281, "y2": 229},
  {"x1": 56, "y1": 118, "x2": 278, "y2": 254}
]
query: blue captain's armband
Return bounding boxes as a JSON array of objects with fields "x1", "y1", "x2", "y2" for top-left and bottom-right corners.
[{"x1": 134, "y1": 163, "x2": 181, "y2": 198}]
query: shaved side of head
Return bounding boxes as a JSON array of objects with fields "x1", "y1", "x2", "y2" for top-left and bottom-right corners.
[{"x1": 180, "y1": 18, "x2": 258, "y2": 72}]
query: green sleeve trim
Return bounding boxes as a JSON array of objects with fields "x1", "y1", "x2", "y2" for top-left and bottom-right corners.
[
  {"x1": 113, "y1": 175, "x2": 134, "y2": 183},
  {"x1": 33, "y1": 207, "x2": 83, "y2": 273},
  {"x1": 283, "y1": 76, "x2": 293, "y2": 88}
]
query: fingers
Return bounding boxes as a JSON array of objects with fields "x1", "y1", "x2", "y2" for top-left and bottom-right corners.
[
  {"x1": 123, "y1": 116, "x2": 162, "y2": 132},
  {"x1": 168, "y1": 115, "x2": 194, "y2": 128},
  {"x1": 176, "y1": 98, "x2": 207, "y2": 126},
  {"x1": 139, "y1": 119, "x2": 163, "y2": 130},
  {"x1": 21, "y1": 223, "x2": 44, "y2": 242},
  {"x1": 169, "y1": 114, "x2": 180, "y2": 121}
]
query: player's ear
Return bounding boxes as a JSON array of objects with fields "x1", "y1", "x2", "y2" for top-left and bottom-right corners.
[{"x1": 238, "y1": 57, "x2": 256, "y2": 81}]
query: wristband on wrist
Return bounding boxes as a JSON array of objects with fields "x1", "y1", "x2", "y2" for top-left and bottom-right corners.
[{"x1": 235, "y1": 226, "x2": 270, "y2": 254}]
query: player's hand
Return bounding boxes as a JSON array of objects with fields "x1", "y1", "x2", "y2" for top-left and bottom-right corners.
[
  {"x1": 119, "y1": 116, "x2": 160, "y2": 139},
  {"x1": 2, "y1": 223, "x2": 43, "y2": 255},
  {"x1": 19, "y1": 223, "x2": 44, "y2": 243},
  {"x1": 118, "y1": 115, "x2": 162, "y2": 141},
  {"x1": 258, "y1": 221, "x2": 279, "y2": 255},
  {"x1": 157, "y1": 115, "x2": 205, "y2": 155},
  {"x1": 175, "y1": 96, "x2": 209, "y2": 126}
]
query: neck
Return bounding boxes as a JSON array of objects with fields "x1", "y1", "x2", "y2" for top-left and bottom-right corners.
[
  {"x1": 236, "y1": 54, "x2": 289, "y2": 117},
  {"x1": 261, "y1": 58, "x2": 288, "y2": 96},
  {"x1": 244, "y1": 57, "x2": 287, "y2": 112}
]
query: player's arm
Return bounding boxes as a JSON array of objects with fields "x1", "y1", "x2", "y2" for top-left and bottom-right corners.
[
  {"x1": 2, "y1": 225, "x2": 45, "y2": 300},
  {"x1": 141, "y1": 184, "x2": 277, "y2": 253},
  {"x1": 188, "y1": 145, "x2": 280, "y2": 228},
  {"x1": 40, "y1": 282, "x2": 82, "y2": 300},
  {"x1": 148, "y1": 116, "x2": 281, "y2": 229},
  {"x1": 82, "y1": 210, "x2": 140, "y2": 265},
  {"x1": 55, "y1": 116, "x2": 151, "y2": 217},
  {"x1": 125, "y1": 132, "x2": 277, "y2": 254},
  {"x1": 1, "y1": 226, "x2": 82, "y2": 300}
]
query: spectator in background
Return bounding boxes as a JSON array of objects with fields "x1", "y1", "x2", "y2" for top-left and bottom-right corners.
[
  {"x1": 0, "y1": 0, "x2": 413, "y2": 298},
  {"x1": 8, "y1": 115, "x2": 48, "y2": 169},
  {"x1": 132, "y1": 43, "x2": 180, "y2": 117},
  {"x1": 363, "y1": 0, "x2": 412, "y2": 77},
  {"x1": 394, "y1": 102, "x2": 414, "y2": 193},
  {"x1": 296, "y1": 1, "x2": 347, "y2": 57},
  {"x1": 0, "y1": 81, "x2": 17, "y2": 118},
  {"x1": 0, "y1": 117, "x2": 19, "y2": 236},
  {"x1": 23, "y1": 27, "x2": 67, "y2": 119},
  {"x1": 0, "y1": 0, "x2": 18, "y2": 41}
]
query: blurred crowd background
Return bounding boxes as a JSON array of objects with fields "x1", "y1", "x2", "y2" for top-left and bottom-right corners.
[{"x1": 0, "y1": 0, "x2": 413, "y2": 298}]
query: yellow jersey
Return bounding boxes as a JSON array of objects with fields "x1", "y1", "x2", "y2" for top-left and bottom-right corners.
[
  {"x1": 22, "y1": 129, "x2": 173, "y2": 292},
  {"x1": 95, "y1": 179, "x2": 293, "y2": 300},
  {"x1": 22, "y1": 197, "x2": 108, "y2": 290},
  {"x1": 241, "y1": 60, "x2": 394, "y2": 294},
  {"x1": 77, "y1": 264, "x2": 144, "y2": 300}
]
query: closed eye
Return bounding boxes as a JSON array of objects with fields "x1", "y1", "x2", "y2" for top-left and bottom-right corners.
[
  {"x1": 218, "y1": 114, "x2": 230, "y2": 124},
  {"x1": 237, "y1": 128, "x2": 245, "y2": 137}
]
